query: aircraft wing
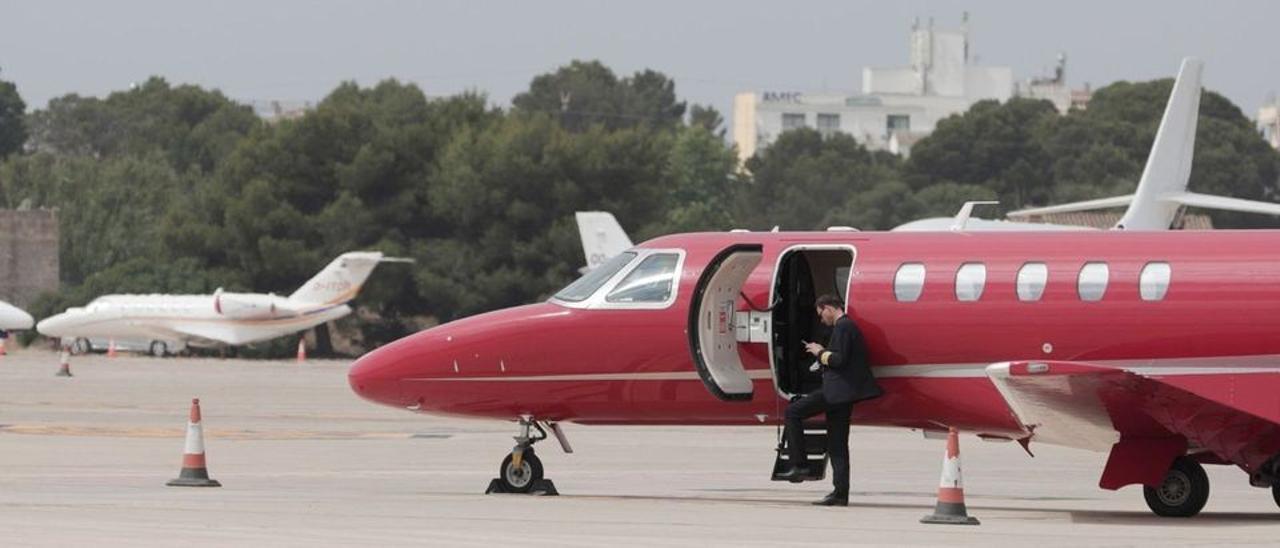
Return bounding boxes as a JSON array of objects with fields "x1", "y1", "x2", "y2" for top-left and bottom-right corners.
[
  {"x1": 165, "y1": 323, "x2": 246, "y2": 346},
  {"x1": 1166, "y1": 192, "x2": 1280, "y2": 217},
  {"x1": 986, "y1": 360, "x2": 1280, "y2": 488},
  {"x1": 1006, "y1": 192, "x2": 1280, "y2": 225},
  {"x1": 1005, "y1": 195, "x2": 1134, "y2": 219},
  {"x1": 165, "y1": 305, "x2": 352, "y2": 346}
]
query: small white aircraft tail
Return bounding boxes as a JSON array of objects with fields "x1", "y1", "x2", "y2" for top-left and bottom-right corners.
[
  {"x1": 1008, "y1": 57, "x2": 1280, "y2": 229},
  {"x1": 287, "y1": 252, "x2": 413, "y2": 306},
  {"x1": 575, "y1": 211, "x2": 633, "y2": 271}
]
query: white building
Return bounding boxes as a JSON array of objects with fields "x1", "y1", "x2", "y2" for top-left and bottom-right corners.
[
  {"x1": 734, "y1": 17, "x2": 1012, "y2": 161},
  {"x1": 1015, "y1": 53, "x2": 1092, "y2": 113},
  {"x1": 735, "y1": 16, "x2": 1025, "y2": 161}
]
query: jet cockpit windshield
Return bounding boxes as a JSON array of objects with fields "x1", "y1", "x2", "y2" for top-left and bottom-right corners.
[{"x1": 552, "y1": 251, "x2": 636, "y2": 302}]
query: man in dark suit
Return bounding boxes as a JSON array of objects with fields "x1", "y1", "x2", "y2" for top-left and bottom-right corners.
[{"x1": 776, "y1": 294, "x2": 884, "y2": 506}]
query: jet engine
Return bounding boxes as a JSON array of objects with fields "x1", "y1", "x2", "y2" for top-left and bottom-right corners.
[{"x1": 213, "y1": 289, "x2": 297, "y2": 320}]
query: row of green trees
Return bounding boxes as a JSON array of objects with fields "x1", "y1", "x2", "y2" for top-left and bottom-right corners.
[{"x1": 1, "y1": 60, "x2": 1276, "y2": 354}]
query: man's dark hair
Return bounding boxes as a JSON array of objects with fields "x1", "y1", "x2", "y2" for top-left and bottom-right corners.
[{"x1": 815, "y1": 294, "x2": 844, "y2": 311}]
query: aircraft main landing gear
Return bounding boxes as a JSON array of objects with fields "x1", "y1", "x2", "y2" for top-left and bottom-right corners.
[
  {"x1": 485, "y1": 416, "x2": 567, "y2": 496},
  {"x1": 1143, "y1": 456, "x2": 1209, "y2": 517}
]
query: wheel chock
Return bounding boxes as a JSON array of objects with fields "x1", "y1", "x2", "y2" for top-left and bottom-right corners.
[{"x1": 484, "y1": 478, "x2": 559, "y2": 496}]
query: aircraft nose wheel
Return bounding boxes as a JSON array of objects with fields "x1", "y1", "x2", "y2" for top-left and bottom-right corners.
[
  {"x1": 485, "y1": 417, "x2": 561, "y2": 496},
  {"x1": 499, "y1": 449, "x2": 544, "y2": 492},
  {"x1": 1143, "y1": 456, "x2": 1209, "y2": 517}
]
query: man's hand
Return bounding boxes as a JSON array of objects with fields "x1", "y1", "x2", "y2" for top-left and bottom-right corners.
[{"x1": 804, "y1": 341, "x2": 825, "y2": 356}]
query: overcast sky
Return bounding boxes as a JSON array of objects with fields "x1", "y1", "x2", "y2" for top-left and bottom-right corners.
[{"x1": 4, "y1": 0, "x2": 1279, "y2": 126}]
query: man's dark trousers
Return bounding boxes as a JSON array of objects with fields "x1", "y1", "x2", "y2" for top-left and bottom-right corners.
[{"x1": 785, "y1": 390, "x2": 854, "y2": 495}]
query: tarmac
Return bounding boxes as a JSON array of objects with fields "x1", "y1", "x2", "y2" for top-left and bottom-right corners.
[{"x1": 2, "y1": 350, "x2": 1280, "y2": 546}]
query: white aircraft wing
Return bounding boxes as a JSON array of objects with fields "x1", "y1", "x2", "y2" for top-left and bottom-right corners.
[
  {"x1": 113, "y1": 322, "x2": 208, "y2": 345},
  {"x1": 167, "y1": 305, "x2": 353, "y2": 346},
  {"x1": 1006, "y1": 195, "x2": 1134, "y2": 219},
  {"x1": 163, "y1": 323, "x2": 245, "y2": 346},
  {"x1": 1166, "y1": 192, "x2": 1280, "y2": 217}
]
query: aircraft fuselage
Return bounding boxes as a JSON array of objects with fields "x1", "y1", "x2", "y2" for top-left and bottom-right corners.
[
  {"x1": 350, "y1": 230, "x2": 1280, "y2": 479},
  {"x1": 38, "y1": 294, "x2": 351, "y2": 347}
]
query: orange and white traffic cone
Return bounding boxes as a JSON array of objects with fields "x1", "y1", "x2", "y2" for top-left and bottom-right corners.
[
  {"x1": 107, "y1": 338, "x2": 117, "y2": 358},
  {"x1": 56, "y1": 347, "x2": 73, "y2": 377},
  {"x1": 296, "y1": 337, "x2": 306, "y2": 363},
  {"x1": 920, "y1": 427, "x2": 980, "y2": 525},
  {"x1": 167, "y1": 398, "x2": 221, "y2": 487}
]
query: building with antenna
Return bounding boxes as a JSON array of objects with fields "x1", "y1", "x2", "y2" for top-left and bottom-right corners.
[
  {"x1": 1016, "y1": 53, "x2": 1093, "y2": 113},
  {"x1": 732, "y1": 15, "x2": 1088, "y2": 162}
]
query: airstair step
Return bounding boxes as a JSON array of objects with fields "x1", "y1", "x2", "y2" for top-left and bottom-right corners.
[{"x1": 771, "y1": 428, "x2": 828, "y2": 481}]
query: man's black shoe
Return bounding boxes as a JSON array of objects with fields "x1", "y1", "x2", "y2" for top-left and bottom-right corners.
[
  {"x1": 775, "y1": 466, "x2": 807, "y2": 483},
  {"x1": 811, "y1": 492, "x2": 848, "y2": 506}
]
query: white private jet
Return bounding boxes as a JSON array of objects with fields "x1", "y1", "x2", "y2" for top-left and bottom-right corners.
[
  {"x1": 893, "y1": 58, "x2": 1280, "y2": 232},
  {"x1": 37, "y1": 251, "x2": 411, "y2": 356},
  {"x1": 575, "y1": 211, "x2": 634, "y2": 272},
  {"x1": 0, "y1": 300, "x2": 35, "y2": 332}
]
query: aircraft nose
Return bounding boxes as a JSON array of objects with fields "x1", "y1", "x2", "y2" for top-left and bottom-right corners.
[
  {"x1": 0, "y1": 301, "x2": 35, "y2": 330},
  {"x1": 348, "y1": 342, "x2": 412, "y2": 408},
  {"x1": 35, "y1": 314, "x2": 66, "y2": 337}
]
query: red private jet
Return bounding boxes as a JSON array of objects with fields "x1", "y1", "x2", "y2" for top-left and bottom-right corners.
[{"x1": 350, "y1": 228, "x2": 1280, "y2": 517}]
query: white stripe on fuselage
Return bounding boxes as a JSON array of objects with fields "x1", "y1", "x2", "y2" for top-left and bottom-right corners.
[
  {"x1": 405, "y1": 369, "x2": 771, "y2": 382},
  {"x1": 403, "y1": 354, "x2": 1280, "y2": 383},
  {"x1": 873, "y1": 355, "x2": 1280, "y2": 379}
]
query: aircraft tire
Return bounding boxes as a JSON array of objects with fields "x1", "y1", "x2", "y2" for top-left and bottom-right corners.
[
  {"x1": 149, "y1": 340, "x2": 168, "y2": 358},
  {"x1": 498, "y1": 449, "x2": 543, "y2": 493},
  {"x1": 72, "y1": 337, "x2": 91, "y2": 355},
  {"x1": 1143, "y1": 456, "x2": 1209, "y2": 517},
  {"x1": 1272, "y1": 483, "x2": 1280, "y2": 509}
]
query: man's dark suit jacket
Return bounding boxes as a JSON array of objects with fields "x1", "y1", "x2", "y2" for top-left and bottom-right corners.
[{"x1": 818, "y1": 315, "x2": 884, "y2": 405}]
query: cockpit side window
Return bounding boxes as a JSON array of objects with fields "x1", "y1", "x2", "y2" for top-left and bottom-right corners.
[
  {"x1": 553, "y1": 252, "x2": 636, "y2": 302},
  {"x1": 606, "y1": 253, "x2": 679, "y2": 303}
]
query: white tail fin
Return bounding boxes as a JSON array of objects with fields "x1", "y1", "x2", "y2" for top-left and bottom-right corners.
[
  {"x1": 1114, "y1": 57, "x2": 1202, "y2": 230},
  {"x1": 1006, "y1": 58, "x2": 1202, "y2": 228},
  {"x1": 1008, "y1": 58, "x2": 1280, "y2": 228},
  {"x1": 288, "y1": 251, "x2": 404, "y2": 305},
  {"x1": 575, "y1": 211, "x2": 634, "y2": 271},
  {"x1": 916, "y1": 58, "x2": 1280, "y2": 232}
]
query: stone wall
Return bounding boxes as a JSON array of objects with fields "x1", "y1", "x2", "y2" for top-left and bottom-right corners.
[{"x1": 0, "y1": 210, "x2": 59, "y2": 307}]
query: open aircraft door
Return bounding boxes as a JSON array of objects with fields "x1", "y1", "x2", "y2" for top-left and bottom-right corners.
[{"x1": 688, "y1": 244, "x2": 763, "y2": 402}]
